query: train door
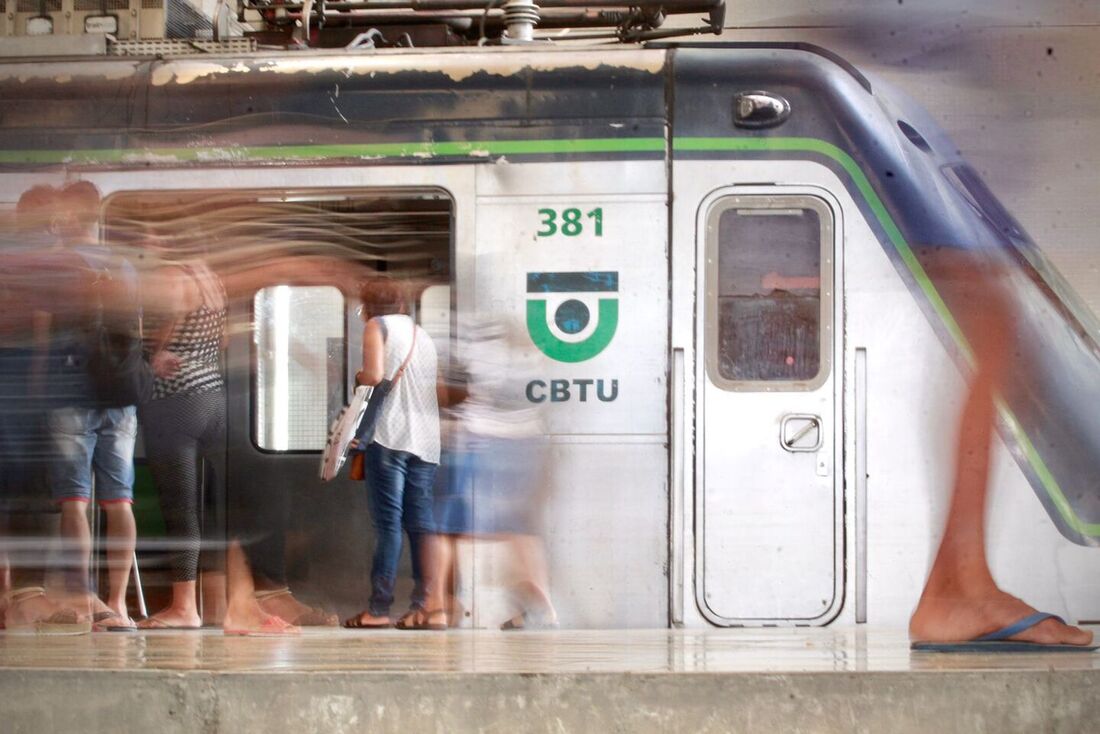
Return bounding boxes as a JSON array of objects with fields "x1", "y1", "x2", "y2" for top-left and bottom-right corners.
[
  {"x1": 693, "y1": 187, "x2": 843, "y2": 625},
  {"x1": 102, "y1": 184, "x2": 455, "y2": 613}
]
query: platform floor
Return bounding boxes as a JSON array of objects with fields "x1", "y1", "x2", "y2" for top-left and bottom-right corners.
[{"x1": 2, "y1": 627, "x2": 1098, "y2": 733}]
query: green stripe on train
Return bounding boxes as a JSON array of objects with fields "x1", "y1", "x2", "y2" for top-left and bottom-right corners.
[
  {"x1": 0, "y1": 138, "x2": 665, "y2": 165},
  {"x1": 2, "y1": 134, "x2": 1093, "y2": 537},
  {"x1": 675, "y1": 136, "x2": 1099, "y2": 539}
]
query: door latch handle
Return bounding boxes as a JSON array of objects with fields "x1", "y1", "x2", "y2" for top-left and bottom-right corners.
[{"x1": 780, "y1": 414, "x2": 822, "y2": 452}]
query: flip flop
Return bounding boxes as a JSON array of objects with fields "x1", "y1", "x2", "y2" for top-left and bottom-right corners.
[
  {"x1": 256, "y1": 588, "x2": 339, "y2": 627},
  {"x1": 343, "y1": 611, "x2": 392, "y2": 629},
  {"x1": 500, "y1": 611, "x2": 560, "y2": 632},
  {"x1": 293, "y1": 606, "x2": 339, "y2": 627},
  {"x1": 224, "y1": 614, "x2": 300, "y2": 637},
  {"x1": 137, "y1": 615, "x2": 201, "y2": 631},
  {"x1": 92, "y1": 610, "x2": 138, "y2": 632},
  {"x1": 394, "y1": 608, "x2": 447, "y2": 631},
  {"x1": 911, "y1": 612, "x2": 1099, "y2": 653}
]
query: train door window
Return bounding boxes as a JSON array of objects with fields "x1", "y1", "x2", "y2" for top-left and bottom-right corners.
[
  {"x1": 254, "y1": 285, "x2": 345, "y2": 451},
  {"x1": 705, "y1": 195, "x2": 833, "y2": 390}
]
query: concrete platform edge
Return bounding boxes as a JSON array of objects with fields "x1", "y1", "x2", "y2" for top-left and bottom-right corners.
[{"x1": 2, "y1": 668, "x2": 1097, "y2": 733}]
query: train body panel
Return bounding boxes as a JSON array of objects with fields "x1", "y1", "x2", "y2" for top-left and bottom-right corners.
[{"x1": 1, "y1": 43, "x2": 1097, "y2": 628}]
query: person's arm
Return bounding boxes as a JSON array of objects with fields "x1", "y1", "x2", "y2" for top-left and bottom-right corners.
[
  {"x1": 356, "y1": 318, "x2": 385, "y2": 386},
  {"x1": 146, "y1": 267, "x2": 187, "y2": 378}
]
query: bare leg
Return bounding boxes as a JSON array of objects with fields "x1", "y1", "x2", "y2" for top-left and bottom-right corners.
[
  {"x1": 423, "y1": 533, "x2": 449, "y2": 623},
  {"x1": 138, "y1": 580, "x2": 201, "y2": 628},
  {"x1": 59, "y1": 499, "x2": 91, "y2": 590},
  {"x1": 201, "y1": 571, "x2": 227, "y2": 627},
  {"x1": 58, "y1": 499, "x2": 95, "y2": 617},
  {"x1": 504, "y1": 534, "x2": 557, "y2": 627},
  {"x1": 102, "y1": 503, "x2": 135, "y2": 621},
  {"x1": 223, "y1": 542, "x2": 296, "y2": 633},
  {"x1": 910, "y1": 271, "x2": 1091, "y2": 645}
]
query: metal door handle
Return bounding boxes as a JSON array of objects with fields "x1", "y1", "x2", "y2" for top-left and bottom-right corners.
[{"x1": 780, "y1": 414, "x2": 822, "y2": 452}]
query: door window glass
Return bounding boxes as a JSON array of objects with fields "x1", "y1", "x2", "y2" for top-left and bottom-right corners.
[
  {"x1": 706, "y1": 196, "x2": 832, "y2": 389},
  {"x1": 254, "y1": 285, "x2": 345, "y2": 451}
]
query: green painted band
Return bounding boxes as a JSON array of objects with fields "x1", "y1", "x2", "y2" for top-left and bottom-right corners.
[
  {"x1": 0, "y1": 137, "x2": 666, "y2": 165},
  {"x1": 674, "y1": 136, "x2": 1097, "y2": 538},
  {"x1": 1, "y1": 133, "x2": 1090, "y2": 535}
]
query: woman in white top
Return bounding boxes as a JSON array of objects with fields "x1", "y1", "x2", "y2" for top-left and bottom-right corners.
[{"x1": 344, "y1": 276, "x2": 442, "y2": 630}]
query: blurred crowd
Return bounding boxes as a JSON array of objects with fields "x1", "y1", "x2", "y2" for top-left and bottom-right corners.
[{"x1": 0, "y1": 181, "x2": 554, "y2": 635}]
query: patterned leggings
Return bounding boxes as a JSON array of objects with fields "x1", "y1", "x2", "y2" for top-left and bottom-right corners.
[{"x1": 140, "y1": 389, "x2": 226, "y2": 583}]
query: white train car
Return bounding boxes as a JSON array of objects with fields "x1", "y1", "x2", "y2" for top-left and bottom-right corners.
[{"x1": 1, "y1": 42, "x2": 1097, "y2": 629}]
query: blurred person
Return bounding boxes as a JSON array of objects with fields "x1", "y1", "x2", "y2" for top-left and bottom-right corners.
[
  {"x1": 909, "y1": 253, "x2": 1093, "y2": 649},
  {"x1": 136, "y1": 235, "x2": 308, "y2": 635},
  {"x1": 344, "y1": 276, "x2": 443, "y2": 630},
  {"x1": 135, "y1": 237, "x2": 365, "y2": 633},
  {"x1": 136, "y1": 237, "x2": 229, "y2": 630},
  {"x1": 432, "y1": 316, "x2": 557, "y2": 630},
  {"x1": 35, "y1": 181, "x2": 142, "y2": 631},
  {"x1": 0, "y1": 185, "x2": 90, "y2": 633},
  {"x1": 221, "y1": 253, "x2": 362, "y2": 629}
]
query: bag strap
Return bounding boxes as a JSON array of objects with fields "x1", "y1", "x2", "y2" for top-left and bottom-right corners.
[{"x1": 390, "y1": 317, "x2": 418, "y2": 387}]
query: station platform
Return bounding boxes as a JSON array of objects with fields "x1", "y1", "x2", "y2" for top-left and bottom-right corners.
[{"x1": 1, "y1": 626, "x2": 1097, "y2": 733}]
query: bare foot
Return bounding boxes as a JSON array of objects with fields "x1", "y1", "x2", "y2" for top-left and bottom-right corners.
[
  {"x1": 224, "y1": 598, "x2": 297, "y2": 635},
  {"x1": 138, "y1": 605, "x2": 201, "y2": 629},
  {"x1": 910, "y1": 584, "x2": 1093, "y2": 645},
  {"x1": 256, "y1": 589, "x2": 337, "y2": 627}
]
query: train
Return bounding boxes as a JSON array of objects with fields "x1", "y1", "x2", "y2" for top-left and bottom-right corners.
[{"x1": 1, "y1": 39, "x2": 1098, "y2": 629}]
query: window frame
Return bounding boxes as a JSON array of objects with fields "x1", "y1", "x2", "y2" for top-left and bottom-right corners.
[{"x1": 704, "y1": 193, "x2": 835, "y2": 392}]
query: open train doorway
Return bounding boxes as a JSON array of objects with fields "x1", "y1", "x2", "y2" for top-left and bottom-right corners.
[{"x1": 101, "y1": 188, "x2": 453, "y2": 621}]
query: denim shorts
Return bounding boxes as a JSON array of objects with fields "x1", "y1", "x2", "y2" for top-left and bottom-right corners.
[{"x1": 48, "y1": 405, "x2": 137, "y2": 504}]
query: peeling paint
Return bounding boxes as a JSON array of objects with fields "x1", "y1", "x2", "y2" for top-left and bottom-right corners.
[
  {"x1": 5, "y1": 47, "x2": 663, "y2": 88},
  {"x1": 150, "y1": 61, "x2": 238, "y2": 86},
  {"x1": 121, "y1": 151, "x2": 184, "y2": 164},
  {"x1": 0, "y1": 61, "x2": 139, "y2": 84}
]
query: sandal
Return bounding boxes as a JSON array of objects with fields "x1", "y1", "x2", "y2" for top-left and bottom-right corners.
[
  {"x1": 4, "y1": 588, "x2": 91, "y2": 636},
  {"x1": 343, "y1": 611, "x2": 391, "y2": 629},
  {"x1": 256, "y1": 588, "x2": 338, "y2": 627},
  {"x1": 395, "y1": 608, "x2": 447, "y2": 631},
  {"x1": 225, "y1": 614, "x2": 300, "y2": 637},
  {"x1": 137, "y1": 614, "x2": 201, "y2": 631},
  {"x1": 293, "y1": 606, "x2": 339, "y2": 627},
  {"x1": 92, "y1": 610, "x2": 137, "y2": 632}
]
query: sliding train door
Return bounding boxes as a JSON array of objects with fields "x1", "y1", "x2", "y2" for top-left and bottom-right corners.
[
  {"x1": 102, "y1": 179, "x2": 460, "y2": 615},
  {"x1": 696, "y1": 189, "x2": 842, "y2": 625}
]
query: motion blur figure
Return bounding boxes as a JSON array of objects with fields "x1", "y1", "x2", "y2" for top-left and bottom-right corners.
[
  {"x1": 909, "y1": 251, "x2": 1093, "y2": 647},
  {"x1": 130, "y1": 224, "x2": 356, "y2": 634},
  {"x1": 135, "y1": 233, "x2": 230, "y2": 630},
  {"x1": 42, "y1": 182, "x2": 142, "y2": 631},
  {"x1": 0, "y1": 185, "x2": 90, "y2": 633},
  {"x1": 433, "y1": 316, "x2": 558, "y2": 630}
]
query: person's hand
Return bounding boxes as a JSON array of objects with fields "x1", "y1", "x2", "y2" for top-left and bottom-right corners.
[{"x1": 151, "y1": 350, "x2": 182, "y2": 378}]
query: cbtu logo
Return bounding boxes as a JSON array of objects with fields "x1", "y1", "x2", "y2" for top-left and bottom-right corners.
[{"x1": 525, "y1": 271, "x2": 619, "y2": 363}]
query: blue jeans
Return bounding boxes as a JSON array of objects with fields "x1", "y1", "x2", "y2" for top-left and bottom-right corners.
[
  {"x1": 47, "y1": 406, "x2": 137, "y2": 504},
  {"x1": 365, "y1": 442, "x2": 438, "y2": 617}
]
